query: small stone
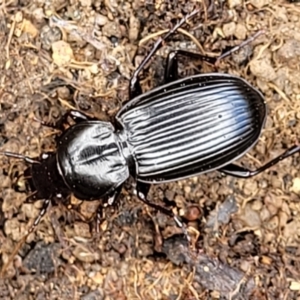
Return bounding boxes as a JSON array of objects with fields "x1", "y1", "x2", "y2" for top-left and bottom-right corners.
[
  {"x1": 235, "y1": 23, "x2": 247, "y2": 40},
  {"x1": 260, "y1": 255, "x2": 272, "y2": 265},
  {"x1": 222, "y1": 22, "x2": 236, "y2": 37},
  {"x1": 14, "y1": 11, "x2": 23, "y2": 23},
  {"x1": 52, "y1": 40, "x2": 74, "y2": 67},
  {"x1": 290, "y1": 281, "x2": 300, "y2": 291},
  {"x1": 80, "y1": 0, "x2": 92, "y2": 6},
  {"x1": 243, "y1": 180, "x2": 258, "y2": 196},
  {"x1": 22, "y1": 19, "x2": 39, "y2": 38},
  {"x1": 290, "y1": 178, "x2": 300, "y2": 194},
  {"x1": 129, "y1": 15, "x2": 140, "y2": 42},
  {"x1": 277, "y1": 39, "x2": 300, "y2": 69},
  {"x1": 95, "y1": 13, "x2": 108, "y2": 26},
  {"x1": 89, "y1": 272, "x2": 104, "y2": 285},
  {"x1": 102, "y1": 21, "x2": 122, "y2": 39},
  {"x1": 265, "y1": 216, "x2": 278, "y2": 231},
  {"x1": 250, "y1": 58, "x2": 277, "y2": 82},
  {"x1": 240, "y1": 205, "x2": 261, "y2": 227},
  {"x1": 251, "y1": 200, "x2": 263, "y2": 211},
  {"x1": 57, "y1": 86, "x2": 71, "y2": 99},
  {"x1": 174, "y1": 195, "x2": 185, "y2": 207},
  {"x1": 227, "y1": 0, "x2": 242, "y2": 8},
  {"x1": 40, "y1": 24, "x2": 62, "y2": 50},
  {"x1": 260, "y1": 206, "x2": 271, "y2": 222},
  {"x1": 182, "y1": 205, "x2": 201, "y2": 221},
  {"x1": 74, "y1": 222, "x2": 92, "y2": 238},
  {"x1": 249, "y1": 0, "x2": 269, "y2": 8},
  {"x1": 73, "y1": 245, "x2": 100, "y2": 263}
]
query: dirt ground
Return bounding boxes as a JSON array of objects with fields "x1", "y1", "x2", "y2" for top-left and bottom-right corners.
[{"x1": 0, "y1": 0, "x2": 300, "y2": 299}]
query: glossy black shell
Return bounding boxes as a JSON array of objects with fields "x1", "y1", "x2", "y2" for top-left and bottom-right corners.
[
  {"x1": 54, "y1": 73, "x2": 266, "y2": 200},
  {"x1": 56, "y1": 121, "x2": 130, "y2": 200},
  {"x1": 117, "y1": 73, "x2": 266, "y2": 183}
]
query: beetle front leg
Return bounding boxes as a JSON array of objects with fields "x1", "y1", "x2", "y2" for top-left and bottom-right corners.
[
  {"x1": 219, "y1": 144, "x2": 300, "y2": 178},
  {"x1": 95, "y1": 187, "x2": 122, "y2": 233},
  {"x1": 136, "y1": 182, "x2": 189, "y2": 239},
  {"x1": 35, "y1": 110, "x2": 96, "y2": 131},
  {"x1": 129, "y1": 9, "x2": 200, "y2": 99}
]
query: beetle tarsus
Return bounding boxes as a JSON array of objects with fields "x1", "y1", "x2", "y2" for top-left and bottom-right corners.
[
  {"x1": 220, "y1": 144, "x2": 300, "y2": 178},
  {"x1": 96, "y1": 205, "x2": 103, "y2": 233},
  {"x1": 136, "y1": 183, "x2": 190, "y2": 240},
  {"x1": 215, "y1": 30, "x2": 265, "y2": 64}
]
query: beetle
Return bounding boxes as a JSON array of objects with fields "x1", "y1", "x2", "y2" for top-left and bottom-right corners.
[{"x1": 1, "y1": 9, "x2": 300, "y2": 275}]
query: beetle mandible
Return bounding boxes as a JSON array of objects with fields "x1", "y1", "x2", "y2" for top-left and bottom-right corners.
[{"x1": 1, "y1": 9, "x2": 300, "y2": 275}]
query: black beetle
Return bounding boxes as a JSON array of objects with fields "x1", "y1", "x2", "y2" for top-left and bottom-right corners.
[{"x1": 1, "y1": 9, "x2": 300, "y2": 275}]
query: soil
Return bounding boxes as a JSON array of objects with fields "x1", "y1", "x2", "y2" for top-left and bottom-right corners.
[{"x1": 1, "y1": 0, "x2": 300, "y2": 299}]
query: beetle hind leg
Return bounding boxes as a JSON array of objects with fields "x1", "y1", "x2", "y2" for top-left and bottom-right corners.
[
  {"x1": 136, "y1": 182, "x2": 189, "y2": 240},
  {"x1": 215, "y1": 30, "x2": 264, "y2": 64},
  {"x1": 219, "y1": 144, "x2": 300, "y2": 178}
]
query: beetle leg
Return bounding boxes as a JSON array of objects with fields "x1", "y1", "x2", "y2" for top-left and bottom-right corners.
[
  {"x1": 35, "y1": 110, "x2": 96, "y2": 131},
  {"x1": 129, "y1": 9, "x2": 200, "y2": 98},
  {"x1": 96, "y1": 205, "x2": 103, "y2": 233},
  {"x1": 136, "y1": 183, "x2": 189, "y2": 240},
  {"x1": 0, "y1": 198, "x2": 51, "y2": 277},
  {"x1": 164, "y1": 30, "x2": 264, "y2": 83},
  {"x1": 107, "y1": 186, "x2": 123, "y2": 206},
  {"x1": 215, "y1": 30, "x2": 265, "y2": 64},
  {"x1": 164, "y1": 49, "x2": 217, "y2": 83},
  {"x1": 219, "y1": 144, "x2": 300, "y2": 178},
  {"x1": 29, "y1": 198, "x2": 52, "y2": 233},
  {"x1": 0, "y1": 151, "x2": 40, "y2": 164},
  {"x1": 128, "y1": 76, "x2": 143, "y2": 100},
  {"x1": 95, "y1": 187, "x2": 122, "y2": 233}
]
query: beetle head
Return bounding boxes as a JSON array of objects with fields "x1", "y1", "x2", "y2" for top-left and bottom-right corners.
[{"x1": 23, "y1": 152, "x2": 71, "y2": 201}]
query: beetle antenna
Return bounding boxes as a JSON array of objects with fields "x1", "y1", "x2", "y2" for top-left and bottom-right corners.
[
  {"x1": 0, "y1": 151, "x2": 40, "y2": 164},
  {"x1": 0, "y1": 198, "x2": 51, "y2": 277}
]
